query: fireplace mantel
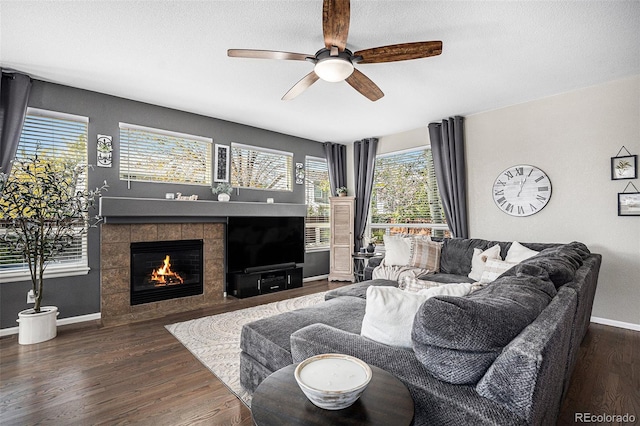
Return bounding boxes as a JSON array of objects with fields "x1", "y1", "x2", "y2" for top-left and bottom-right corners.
[{"x1": 99, "y1": 197, "x2": 307, "y2": 223}]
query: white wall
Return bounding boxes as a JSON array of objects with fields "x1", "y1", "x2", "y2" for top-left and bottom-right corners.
[
  {"x1": 466, "y1": 75, "x2": 640, "y2": 326},
  {"x1": 346, "y1": 75, "x2": 640, "y2": 326}
]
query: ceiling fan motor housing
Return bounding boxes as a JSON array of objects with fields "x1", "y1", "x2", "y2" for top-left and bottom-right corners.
[{"x1": 312, "y1": 48, "x2": 359, "y2": 82}]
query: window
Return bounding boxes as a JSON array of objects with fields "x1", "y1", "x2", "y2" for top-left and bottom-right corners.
[
  {"x1": 0, "y1": 108, "x2": 89, "y2": 282},
  {"x1": 305, "y1": 157, "x2": 330, "y2": 250},
  {"x1": 119, "y1": 123, "x2": 212, "y2": 186},
  {"x1": 231, "y1": 143, "x2": 293, "y2": 191},
  {"x1": 369, "y1": 147, "x2": 449, "y2": 243}
]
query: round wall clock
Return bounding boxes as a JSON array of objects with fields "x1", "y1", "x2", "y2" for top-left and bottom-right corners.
[{"x1": 492, "y1": 165, "x2": 552, "y2": 217}]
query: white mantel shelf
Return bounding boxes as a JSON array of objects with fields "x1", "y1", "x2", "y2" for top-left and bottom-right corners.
[{"x1": 99, "y1": 197, "x2": 307, "y2": 223}]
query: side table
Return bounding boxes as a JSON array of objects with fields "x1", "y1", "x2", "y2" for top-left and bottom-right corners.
[
  {"x1": 251, "y1": 362, "x2": 414, "y2": 426},
  {"x1": 352, "y1": 252, "x2": 383, "y2": 282}
]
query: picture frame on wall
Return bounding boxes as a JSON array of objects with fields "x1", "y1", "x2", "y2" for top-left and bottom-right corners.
[
  {"x1": 618, "y1": 192, "x2": 640, "y2": 216},
  {"x1": 214, "y1": 144, "x2": 230, "y2": 182},
  {"x1": 611, "y1": 154, "x2": 637, "y2": 180}
]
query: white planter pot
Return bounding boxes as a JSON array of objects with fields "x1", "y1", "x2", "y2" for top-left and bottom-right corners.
[
  {"x1": 17, "y1": 306, "x2": 59, "y2": 345},
  {"x1": 218, "y1": 193, "x2": 230, "y2": 202}
]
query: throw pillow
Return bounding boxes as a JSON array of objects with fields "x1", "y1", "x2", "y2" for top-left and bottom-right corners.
[
  {"x1": 361, "y1": 286, "x2": 430, "y2": 348},
  {"x1": 408, "y1": 238, "x2": 442, "y2": 272},
  {"x1": 361, "y1": 284, "x2": 474, "y2": 348},
  {"x1": 505, "y1": 241, "x2": 539, "y2": 263},
  {"x1": 468, "y1": 244, "x2": 501, "y2": 281},
  {"x1": 402, "y1": 276, "x2": 444, "y2": 292},
  {"x1": 479, "y1": 259, "x2": 518, "y2": 283},
  {"x1": 382, "y1": 235, "x2": 413, "y2": 266}
]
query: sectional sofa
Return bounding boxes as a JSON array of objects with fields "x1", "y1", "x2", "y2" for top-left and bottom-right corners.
[{"x1": 239, "y1": 238, "x2": 601, "y2": 425}]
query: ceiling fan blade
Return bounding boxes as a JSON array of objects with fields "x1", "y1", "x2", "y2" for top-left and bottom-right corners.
[
  {"x1": 282, "y1": 72, "x2": 320, "y2": 101},
  {"x1": 354, "y1": 41, "x2": 443, "y2": 64},
  {"x1": 345, "y1": 69, "x2": 384, "y2": 101},
  {"x1": 228, "y1": 49, "x2": 311, "y2": 61},
  {"x1": 323, "y1": 0, "x2": 350, "y2": 51}
]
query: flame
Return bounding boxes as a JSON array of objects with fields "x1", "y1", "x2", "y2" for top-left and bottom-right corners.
[{"x1": 150, "y1": 255, "x2": 184, "y2": 286}]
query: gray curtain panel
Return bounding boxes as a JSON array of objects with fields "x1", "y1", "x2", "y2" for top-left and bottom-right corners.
[
  {"x1": 0, "y1": 70, "x2": 32, "y2": 175},
  {"x1": 428, "y1": 116, "x2": 468, "y2": 238},
  {"x1": 353, "y1": 138, "x2": 378, "y2": 252},
  {"x1": 323, "y1": 142, "x2": 347, "y2": 194}
]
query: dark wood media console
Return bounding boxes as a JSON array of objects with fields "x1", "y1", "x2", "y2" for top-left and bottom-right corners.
[{"x1": 227, "y1": 267, "x2": 303, "y2": 298}]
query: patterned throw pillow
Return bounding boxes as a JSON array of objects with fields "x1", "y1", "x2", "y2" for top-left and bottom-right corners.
[
  {"x1": 409, "y1": 238, "x2": 442, "y2": 271},
  {"x1": 479, "y1": 259, "x2": 518, "y2": 283},
  {"x1": 402, "y1": 276, "x2": 444, "y2": 292}
]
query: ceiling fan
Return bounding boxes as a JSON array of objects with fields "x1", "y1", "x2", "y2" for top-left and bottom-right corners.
[{"x1": 228, "y1": 0, "x2": 442, "y2": 102}]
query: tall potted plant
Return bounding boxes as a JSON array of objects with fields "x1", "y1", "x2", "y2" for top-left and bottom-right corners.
[{"x1": 0, "y1": 152, "x2": 107, "y2": 344}]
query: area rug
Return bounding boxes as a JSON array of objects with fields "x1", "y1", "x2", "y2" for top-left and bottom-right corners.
[{"x1": 165, "y1": 292, "x2": 327, "y2": 407}]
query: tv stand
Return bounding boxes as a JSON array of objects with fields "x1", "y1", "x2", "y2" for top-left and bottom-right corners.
[{"x1": 227, "y1": 266, "x2": 303, "y2": 299}]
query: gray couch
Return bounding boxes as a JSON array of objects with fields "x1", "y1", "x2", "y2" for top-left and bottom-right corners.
[{"x1": 239, "y1": 238, "x2": 601, "y2": 425}]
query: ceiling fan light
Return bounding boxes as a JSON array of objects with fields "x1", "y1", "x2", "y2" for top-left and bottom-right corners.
[{"x1": 314, "y1": 58, "x2": 354, "y2": 82}]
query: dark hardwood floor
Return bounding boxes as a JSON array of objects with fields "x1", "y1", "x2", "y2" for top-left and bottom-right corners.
[{"x1": 1, "y1": 280, "x2": 638, "y2": 425}]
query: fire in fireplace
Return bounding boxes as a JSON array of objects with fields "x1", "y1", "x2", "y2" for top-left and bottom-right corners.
[
  {"x1": 149, "y1": 255, "x2": 184, "y2": 286},
  {"x1": 130, "y1": 239, "x2": 203, "y2": 305}
]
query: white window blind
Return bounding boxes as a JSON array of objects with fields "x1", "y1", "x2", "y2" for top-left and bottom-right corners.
[
  {"x1": 231, "y1": 143, "x2": 293, "y2": 191},
  {"x1": 119, "y1": 123, "x2": 212, "y2": 186},
  {"x1": 305, "y1": 156, "x2": 330, "y2": 250},
  {"x1": 0, "y1": 108, "x2": 89, "y2": 282},
  {"x1": 370, "y1": 147, "x2": 448, "y2": 241}
]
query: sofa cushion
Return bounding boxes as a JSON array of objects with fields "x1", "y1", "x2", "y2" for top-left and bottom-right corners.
[
  {"x1": 439, "y1": 238, "x2": 497, "y2": 275},
  {"x1": 324, "y1": 279, "x2": 398, "y2": 300},
  {"x1": 502, "y1": 241, "x2": 590, "y2": 288},
  {"x1": 240, "y1": 296, "x2": 366, "y2": 373},
  {"x1": 412, "y1": 263, "x2": 557, "y2": 385},
  {"x1": 420, "y1": 273, "x2": 475, "y2": 284}
]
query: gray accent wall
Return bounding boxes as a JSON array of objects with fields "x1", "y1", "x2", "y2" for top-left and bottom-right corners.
[{"x1": 0, "y1": 80, "x2": 329, "y2": 329}]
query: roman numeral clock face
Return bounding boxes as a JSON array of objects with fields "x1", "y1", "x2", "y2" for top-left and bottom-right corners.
[{"x1": 492, "y1": 165, "x2": 552, "y2": 217}]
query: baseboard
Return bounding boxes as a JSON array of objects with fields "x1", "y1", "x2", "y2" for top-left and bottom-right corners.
[
  {"x1": 0, "y1": 312, "x2": 101, "y2": 337},
  {"x1": 591, "y1": 316, "x2": 640, "y2": 331},
  {"x1": 303, "y1": 274, "x2": 329, "y2": 283}
]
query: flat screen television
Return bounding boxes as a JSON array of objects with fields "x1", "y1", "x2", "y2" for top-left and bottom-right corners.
[{"x1": 227, "y1": 216, "x2": 305, "y2": 273}]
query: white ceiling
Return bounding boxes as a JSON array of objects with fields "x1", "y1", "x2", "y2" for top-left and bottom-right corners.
[{"x1": 1, "y1": 1, "x2": 639, "y2": 144}]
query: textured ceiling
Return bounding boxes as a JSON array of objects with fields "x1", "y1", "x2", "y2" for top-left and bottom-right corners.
[{"x1": 1, "y1": 1, "x2": 639, "y2": 144}]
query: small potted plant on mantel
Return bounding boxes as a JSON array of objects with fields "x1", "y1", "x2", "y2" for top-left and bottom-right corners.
[
  {"x1": 336, "y1": 186, "x2": 348, "y2": 197},
  {"x1": 211, "y1": 182, "x2": 233, "y2": 202},
  {"x1": 0, "y1": 151, "x2": 107, "y2": 344}
]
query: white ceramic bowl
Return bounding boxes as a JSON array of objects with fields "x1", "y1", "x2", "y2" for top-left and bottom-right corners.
[{"x1": 294, "y1": 353, "x2": 372, "y2": 410}]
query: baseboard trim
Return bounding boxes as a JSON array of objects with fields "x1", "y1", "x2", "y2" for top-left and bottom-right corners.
[
  {"x1": 303, "y1": 274, "x2": 329, "y2": 283},
  {"x1": 591, "y1": 316, "x2": 640, "y2": 331},
  {"x1": 0, "y1": 312, "x2": 101, "y2": 337}
]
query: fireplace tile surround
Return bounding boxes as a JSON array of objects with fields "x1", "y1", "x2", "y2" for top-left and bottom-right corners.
[{"x1": 100, "y1": 222, "x2": 225, "y2": 326}]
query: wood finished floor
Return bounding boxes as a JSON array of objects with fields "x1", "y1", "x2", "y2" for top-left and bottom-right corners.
[{"x1": 1, "y1": 279, "x2": 638, "y2": 426}]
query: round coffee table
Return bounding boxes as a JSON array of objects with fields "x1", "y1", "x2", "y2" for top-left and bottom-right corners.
[{"x1": 251, "y1": 362, "x2": 414, "y2": 426}]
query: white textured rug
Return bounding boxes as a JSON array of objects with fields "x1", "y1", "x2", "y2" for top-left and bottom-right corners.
[{"x1": 165, "y1": 292, "x2": 327, "y2": 407}]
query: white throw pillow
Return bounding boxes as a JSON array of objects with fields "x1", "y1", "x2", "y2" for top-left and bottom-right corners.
[
  {"x1": 382, "y1": 235, "x2": 413, "y2": 266},
  {"x1": 361, "y1": 286, "x2": 428, "y2": 348},
  {"x1": 505, "y1": 241, "x2": 539, "y2": 263},
  {"x1": 468, "y1": 244, "x2": 501, "y2": 281},
  {"x1": 479, "y1": 259, "x2": 518, "y2": 283},
  {"x1": 360, "y1": 284, "x2": 474, "y2": 348}
]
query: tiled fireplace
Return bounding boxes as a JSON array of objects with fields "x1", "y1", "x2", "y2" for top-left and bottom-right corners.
[{"x1": 100, "y1": 222, "x2": 224, "y2": 326}]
